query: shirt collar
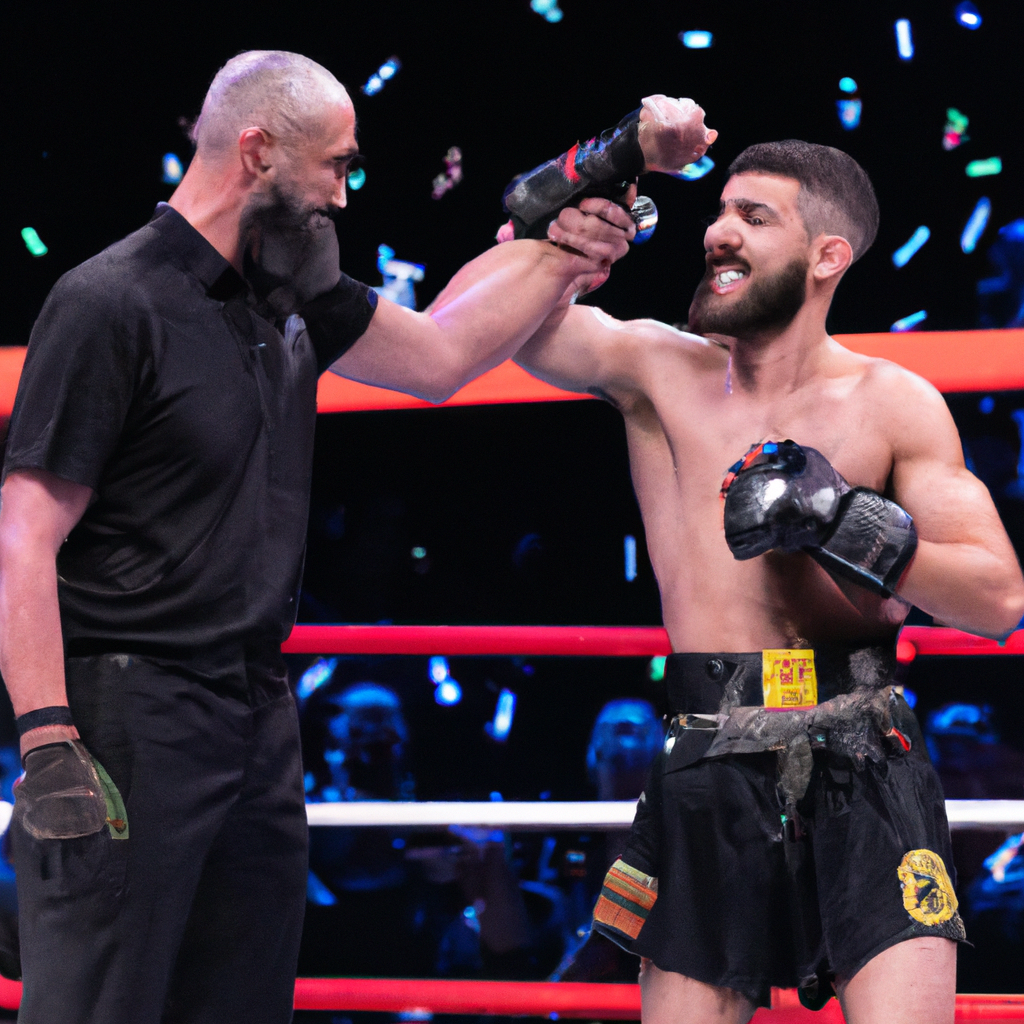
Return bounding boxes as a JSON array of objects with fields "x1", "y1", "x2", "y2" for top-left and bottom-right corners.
[{"x1": 148, "y1": 203, "x2": 247, "y2": 301}]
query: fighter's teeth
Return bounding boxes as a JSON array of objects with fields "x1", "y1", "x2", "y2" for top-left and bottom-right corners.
[{"x1": 716, "y1": 270, "x2": 746, "y2": 286}]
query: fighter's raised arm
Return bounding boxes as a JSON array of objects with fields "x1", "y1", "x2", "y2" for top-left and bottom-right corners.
[{"x1": 514, "y1": 305, "x2": 713, "y2": 410}]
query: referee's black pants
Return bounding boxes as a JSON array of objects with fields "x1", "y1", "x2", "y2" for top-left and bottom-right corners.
[{"x1": 11, "y1": 648, "x2": 308, "y2": 1024}]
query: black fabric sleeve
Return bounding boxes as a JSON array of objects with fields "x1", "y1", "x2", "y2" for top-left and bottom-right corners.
[
  {"x1": 299, "y1": 272, "x2": 379, "y2": 374},
  {"x1": 3, "y1": 270, "x2": 139, "y2": 490}
]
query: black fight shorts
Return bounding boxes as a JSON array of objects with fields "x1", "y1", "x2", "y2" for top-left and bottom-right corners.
[{"x1": 593, "y1": 650, "x2": 965, "y2": 1008}]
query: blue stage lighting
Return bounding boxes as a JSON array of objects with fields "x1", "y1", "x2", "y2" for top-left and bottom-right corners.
[
  {"x1": 892, "y1": 226, "x2": 930, "y2": 267},
  {"x1": 839, "y1": 77, "x2": 858, "y2": 93},
  {"x1": 979, "y1": 395, "x2": 995, "y2": 414},
  {"x1": 347, "y1": 166, "x2": 366, "y2": 191},
  {"x1": 960, "y1": 197, "x2": 991, "y2": 253}
]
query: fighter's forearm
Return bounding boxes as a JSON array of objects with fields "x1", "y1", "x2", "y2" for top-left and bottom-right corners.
[
  {"x1": 0, "y1": 543, "x2": 79, "y2": 757},
  {"x1": 335, "y1": 238, "x2": 596, "y2": 403},
  {"x1": 896, "y1": 539, "x2": 1024, "y2": 639}
]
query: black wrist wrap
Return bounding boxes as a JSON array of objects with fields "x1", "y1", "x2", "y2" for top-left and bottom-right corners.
[
  {"x1": 17, "y1": 705, "x2": 75, "y2": 736},
  {"x1": 810, "y1": 488, "x2": 918, "y2": 597},
  {"x1": 300, "y1": 273, "x2": 379, "y2": 368},
  {"x1": 503, "y1": 109, "x2": 644, "y2": 240}
]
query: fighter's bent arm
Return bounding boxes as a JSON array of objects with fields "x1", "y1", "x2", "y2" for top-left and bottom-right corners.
[
  {"x1": 0, "y1": 469, "x2": 93, "y2": 758},
  {"x1": 330, "y1": 200, "x2": 634, "y2": 403},
  {"x1": 885, "y1": 367, "x2": 1024, "y2": 638}
]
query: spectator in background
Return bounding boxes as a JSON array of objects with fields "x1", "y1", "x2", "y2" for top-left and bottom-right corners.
[
  {"x1": 298, "y1": 682, "x2": 554, "y2": 984},
  {"x1": 958, "y1": 832, "x2": 1024, "y2": 993},
  {"x1": 551, "y1": 699, "x2": 665, "y2": 983}
]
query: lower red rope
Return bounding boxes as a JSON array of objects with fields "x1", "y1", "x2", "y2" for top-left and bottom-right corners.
[
  {"x1": 2, "y1": 975, "x2": 1022, "y2": 1017},
  {"x1": 282, "y1": 624, "x2": 1024, "y2": 657}
]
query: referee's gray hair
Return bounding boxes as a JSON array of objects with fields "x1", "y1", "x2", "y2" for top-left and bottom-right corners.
[{"x1": 191, "y1": 51, "x2": 349, "y2": 156}]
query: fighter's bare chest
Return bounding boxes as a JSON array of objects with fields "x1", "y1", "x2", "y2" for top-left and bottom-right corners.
[{"x1": 631, "y1": 381, "x2": 893, "y2": 499}]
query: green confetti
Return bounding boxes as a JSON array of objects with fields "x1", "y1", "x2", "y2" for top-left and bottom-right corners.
[
  {"x1": 21, "y1": 227, "x2": 47, "y2": 257},
  {"x1": 966, "y1": 157, "x2": 1002, "y2": 178}
]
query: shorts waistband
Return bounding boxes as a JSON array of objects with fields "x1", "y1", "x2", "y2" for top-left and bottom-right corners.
[{"x1": 664, "y1": 645, "x2": 897, "y2": 716}]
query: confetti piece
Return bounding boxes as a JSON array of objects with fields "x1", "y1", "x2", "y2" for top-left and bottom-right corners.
[
  {"x1": 162, "y1": 153, "x2": 183, "y2": 185},
  {"x1": 954, "y1": 1, "x2": 982, "y2": 29},
  {"x1": 362, "y1": 57, "x2": 401, "y2": 96},
  {"x1": 839, "y1": 77, "x2": 858, "y2": 93},
  {"x1": 960, "y1": 197, "x2": 991, "y2": 253},
  {"x1": 837, "y1": 99, "x2": 862, "y2": 130},
  {"x1": 891, "y1": 310, "x2": 928, "y2": 332},
  {"x1": 671, "y1": 155, "x2": 715, "y2": 181},
  {"x1": 530, "y1": 0, "x2": 563, "y2": 23},
  {"x1": 431, "y1": 146, "x2": 463, "y2": 200},
  {"x1": 966, "y1": 157, "x2": 1002, "y2": 177},
  {"x1": 679, "y1": 30, "x2": 713, "y2": 49},
  {"x1": 376, "y1": 245, "x2": 425, "y2": 309},
  {"x1": 892, "y1": 226, "x2": 930, "y2": 267},
  {"x1": 895, "y1": 19, "x2": 914, "y2": 60},
  {"x1": 21, "y1": 227, "x2": 48, "y2": 257},
  {"x1": 943, "y1": 108, "x2": 970, "y2": 150}
]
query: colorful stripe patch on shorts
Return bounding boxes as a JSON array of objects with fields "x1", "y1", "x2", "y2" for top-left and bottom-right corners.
[{"x1": 593, "y1": 858, "x2": 658, "y2": 942}]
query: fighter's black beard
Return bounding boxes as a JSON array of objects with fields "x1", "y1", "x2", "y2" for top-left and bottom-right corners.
[{"x1": 687, "y1": 256, "x2": 809, "y2": 338}]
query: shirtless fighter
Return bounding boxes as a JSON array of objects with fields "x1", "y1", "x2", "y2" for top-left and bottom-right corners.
[{"x1": 506, "y1": 140, "x2": 1024, "y2": 1022}]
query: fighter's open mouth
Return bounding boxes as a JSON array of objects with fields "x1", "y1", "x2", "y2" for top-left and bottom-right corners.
[{"x1": 712, "y1": 269, "x2": 748, "y2": 294}]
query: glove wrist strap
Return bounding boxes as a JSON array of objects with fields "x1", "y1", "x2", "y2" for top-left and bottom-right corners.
[
  {"x1": 16, "y1": 705, "x2": 74, "y2": 736},
  {"x1": 811, "y1": 488, "x2": 918, "y2": 597},
  {"x1": 503, "y1": 109, "x2": 643, "y2": 239}
]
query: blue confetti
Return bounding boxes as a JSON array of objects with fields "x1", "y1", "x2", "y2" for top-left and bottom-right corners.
[
  {"x1": 955, "y1": 1, "x2": 982, "y2": 29},
  {"x1": 892, "y1": 226, "x2": 930, "y2": 267},
  {"x1": 837, "y1": 99, "x2": 862, "y2": 130},
  {"x1": 679, "y1": 30, "x2": 713, "y2": 48},
  {"x1": 624, "y1": 535, "x2": 637, "y2": 581},
  {"x1": 362, "y1": 57, "x2": 401, "y2": 96},
  {"x1": 672, "y1": 155, "x2": 715, "y2": 181},
  {"x1": 895, "y1": 19, "x2": 914, "y2": 60},
  {"x1": 960, "y1": 197, "x2": 991, "y2": 253},
  {"x1": 891, "y1": 310, "x2": 928, "y2": 332}
]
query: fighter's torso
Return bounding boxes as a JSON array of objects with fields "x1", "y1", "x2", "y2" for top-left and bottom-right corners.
[{"x1": 621, "y1": 333, "x2": 908, "y2": 652}]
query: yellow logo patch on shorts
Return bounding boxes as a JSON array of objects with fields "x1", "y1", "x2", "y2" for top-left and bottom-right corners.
[
  {"x1": 897, "y1": 849, "x2": 959, "y2": 925},
  {"x1": 762, "y1": 649, "x2": 818, "y2": 708}
]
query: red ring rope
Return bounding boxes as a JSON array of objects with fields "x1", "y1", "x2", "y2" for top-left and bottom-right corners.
[
  {"x1": 1, "y1": 329, "x2": 1022, "y2": 416},
  {"x1": 1, "y1": 976, "x2": 1022, "y2": 1018},
  {"x1": 282, "y1": 624, "x2": 1023, "y2": 658}
]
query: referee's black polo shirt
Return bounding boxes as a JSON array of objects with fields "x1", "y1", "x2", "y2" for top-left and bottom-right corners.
[{"x1": 5, "y1": 204, "x2": 376, "y2": 663}]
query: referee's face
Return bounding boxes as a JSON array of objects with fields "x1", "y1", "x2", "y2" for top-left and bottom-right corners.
[{"x1": 279, "y1": 97, "x2": 359, "y2": 222}]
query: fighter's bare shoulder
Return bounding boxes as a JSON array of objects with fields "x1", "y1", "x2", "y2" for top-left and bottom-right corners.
[{"x1": 834, "y1": 340, "x2": 961, "y2": 458}]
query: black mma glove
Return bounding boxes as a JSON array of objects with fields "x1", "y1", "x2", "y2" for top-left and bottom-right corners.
[
  {"x1": 502, "y1": 109, "x2": 646, "y2": 240},
  {"x1": 242, "y1": 210, "x2": 342, "y2": 319},
  {"x1": 720, "y1": 440, "x2": 918, "y2": 597},
  {"x1": 13, "y1": 740, "x2": 108, "y2": 841}
]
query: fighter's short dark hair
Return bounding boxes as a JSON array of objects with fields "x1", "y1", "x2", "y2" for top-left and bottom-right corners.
[{"x1": 728, "y1": 141, "x2": 880, "y2": 262}]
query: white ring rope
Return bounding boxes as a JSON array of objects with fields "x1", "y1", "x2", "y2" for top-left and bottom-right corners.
[{"x1": 305, "y1": 799, "x2": 1024, "y2": 832}]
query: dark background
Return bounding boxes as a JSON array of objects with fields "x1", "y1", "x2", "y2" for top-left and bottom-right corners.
[{"x1": 5, "y1": 0, "x2": 1023, "y2": 895}]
